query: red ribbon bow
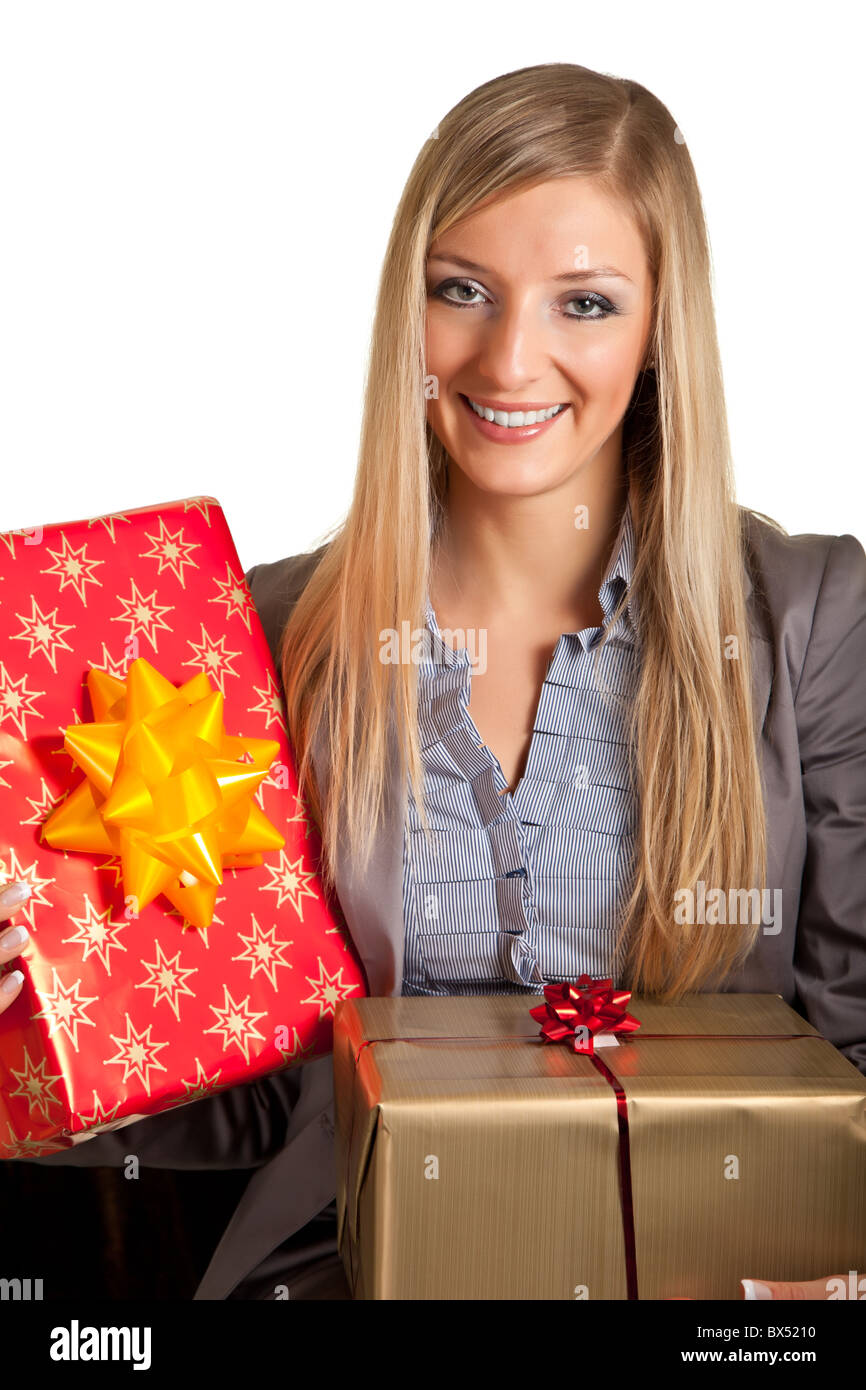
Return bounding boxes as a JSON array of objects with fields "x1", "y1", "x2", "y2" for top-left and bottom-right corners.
[{"x1": 529, "y1": 974, "x2": 641, "y2": 1055}]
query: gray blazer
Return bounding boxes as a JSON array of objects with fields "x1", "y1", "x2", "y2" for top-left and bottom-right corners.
[{"x1": 29, "y1": 507, "x2": 866, "y2": 1299}]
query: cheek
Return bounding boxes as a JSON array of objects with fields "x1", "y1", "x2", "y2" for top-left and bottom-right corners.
[
  {"x1": 571, "y1": 339, "x2": 639, "y2": 410},
  {"x1": 425, "y1": 310, "x2": 476, "y2": 379},
  {"x1": 424, "y1": 386, "x2": 452, "y2": 437}
]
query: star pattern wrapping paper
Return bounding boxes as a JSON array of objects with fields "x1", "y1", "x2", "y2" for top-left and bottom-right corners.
[{"x1": 0, "y1": 495, "x2": 366, "y2": 1157}]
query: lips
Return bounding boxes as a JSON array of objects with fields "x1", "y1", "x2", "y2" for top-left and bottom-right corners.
[
  {"x1": 458, "y1": 392, "x2": 571, "y2": 444},
  {"x1": 463, "y1": 394, "x2": 569, "y2": 414}
]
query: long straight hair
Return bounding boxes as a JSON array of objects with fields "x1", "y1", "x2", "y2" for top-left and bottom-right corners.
[{"x1": 278, "y1": 63, "x2": 769, "y2": 998}]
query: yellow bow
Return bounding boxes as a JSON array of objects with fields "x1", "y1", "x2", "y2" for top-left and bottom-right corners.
[{"x1": 41, "y1": 657, "x2": 285, "y2": 929}]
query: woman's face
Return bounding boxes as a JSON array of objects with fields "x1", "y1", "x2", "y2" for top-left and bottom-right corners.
[{"x1": 424, "y1": 175, "x2": 654, "y2": 498}]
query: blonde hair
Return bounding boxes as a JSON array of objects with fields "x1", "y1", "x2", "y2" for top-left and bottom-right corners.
[{"x1": 279, "y1": 62, "x2": 769, "y2": 998}]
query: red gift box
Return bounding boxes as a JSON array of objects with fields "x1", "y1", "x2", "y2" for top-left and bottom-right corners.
[{"x1": 0, "y1": 495, "x2": 366, "y2": 1157}]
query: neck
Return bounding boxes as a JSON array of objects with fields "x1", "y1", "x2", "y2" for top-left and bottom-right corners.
[{"x1": 430, "y1": 434, "x2": 632, "y2": 629}]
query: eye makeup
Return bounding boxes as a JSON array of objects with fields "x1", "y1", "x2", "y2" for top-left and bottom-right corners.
[{"x1": 428, "y1": 277, "x2": 620, "y2": 322}]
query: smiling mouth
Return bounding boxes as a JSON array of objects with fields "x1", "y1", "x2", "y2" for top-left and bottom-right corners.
[{"x1": 460, "y1": 394, "x2": 569, "y2": 428}]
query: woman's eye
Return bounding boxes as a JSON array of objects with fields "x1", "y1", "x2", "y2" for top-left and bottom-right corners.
[
  {"x1": 564, "y1": 293, "x2": 616, "y2": 321},
  {"x1": 432, "y1": 279, "x2": 487, "y2": 307}
]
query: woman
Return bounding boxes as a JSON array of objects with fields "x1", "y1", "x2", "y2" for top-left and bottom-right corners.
[{"x1": 6, "y1": 63, "x2": 865, "y2": 1301}]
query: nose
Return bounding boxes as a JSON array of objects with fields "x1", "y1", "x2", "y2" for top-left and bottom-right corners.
[{"x1": 474, "y1": 295, "x2": 552, "y2": 390}]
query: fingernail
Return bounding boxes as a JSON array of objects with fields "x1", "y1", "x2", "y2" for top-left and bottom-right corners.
[
  {"x1": 0, "y1": 924, "x2": 29, "y2": 950},
  {"x1": 0, "y1": 880, "x2": 31, "y2": 907},
  {"x1": 1, "y1": 969, "x2": 25, "y2": 995},
  {"x1": 741, "y1": 1279, "x2": 773, "y2": 1300}
]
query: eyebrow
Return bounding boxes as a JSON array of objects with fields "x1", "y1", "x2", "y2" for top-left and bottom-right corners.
[{"x1": 427, "y1": 252, "x2": 634, "y2": 285}]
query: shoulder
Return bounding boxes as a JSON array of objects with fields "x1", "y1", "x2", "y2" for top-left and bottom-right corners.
[
  {"x1": 741, "y1": 505, "x2": 866, "y2": 597},
  {"x1": 739, "y1": 505, "x2": 866, "y2": 704},
  {"x1": 244, "y1": 542, "x2": 330, "y2": 666}
]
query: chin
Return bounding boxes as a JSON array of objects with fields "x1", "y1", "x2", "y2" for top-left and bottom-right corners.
[{"x1": 449, "y1": 455, "x2": 571, "y2": 498}]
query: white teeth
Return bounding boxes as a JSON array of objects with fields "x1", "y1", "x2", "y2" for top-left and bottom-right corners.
[{"x1": 467, "y1": 397, "x2": 566, "y2": 427}]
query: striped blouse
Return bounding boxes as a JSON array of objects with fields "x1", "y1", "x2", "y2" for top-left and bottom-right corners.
[{"x1": 401, "y1": 501, "x2": 640, "y2": 996}]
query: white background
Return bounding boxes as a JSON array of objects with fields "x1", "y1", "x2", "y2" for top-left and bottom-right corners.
[{"x1": 2, "y1": 0, "x2": 863, "y2": 570}]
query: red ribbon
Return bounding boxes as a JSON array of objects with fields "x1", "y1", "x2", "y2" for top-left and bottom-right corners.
[
  {"x1": 527, "y1": 974, "x2": 643, "y2": 1296},
  {"x1": 529, "y1": 974, "x2": 642, "y2": 1055}
]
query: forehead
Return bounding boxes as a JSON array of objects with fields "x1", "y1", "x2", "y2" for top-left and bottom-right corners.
[{"x1": 429, "y1": 176, "x2": 648, "y2": 285}]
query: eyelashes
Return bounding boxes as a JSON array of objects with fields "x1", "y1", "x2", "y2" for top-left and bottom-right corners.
[{"x1": 429, "y1": 277, "x2": 620, "y2": 322}]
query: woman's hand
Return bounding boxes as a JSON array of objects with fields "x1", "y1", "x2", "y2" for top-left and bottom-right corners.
[
  {"x1": 0, "y1": 879, "x2": 33, "y2": 1015},
  {"x1": 741, "y1": 1275, "x2": 849, "y2": 1300}
]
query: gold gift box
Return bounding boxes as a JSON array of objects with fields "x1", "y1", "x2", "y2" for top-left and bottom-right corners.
[{"x1": 333, "y1": 992, "x2": 866, "y2": 1300}]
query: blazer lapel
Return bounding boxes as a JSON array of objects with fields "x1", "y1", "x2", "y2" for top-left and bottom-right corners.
[{"x1": 744, "y1": 564, "x2": 774, "y2": 737}]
